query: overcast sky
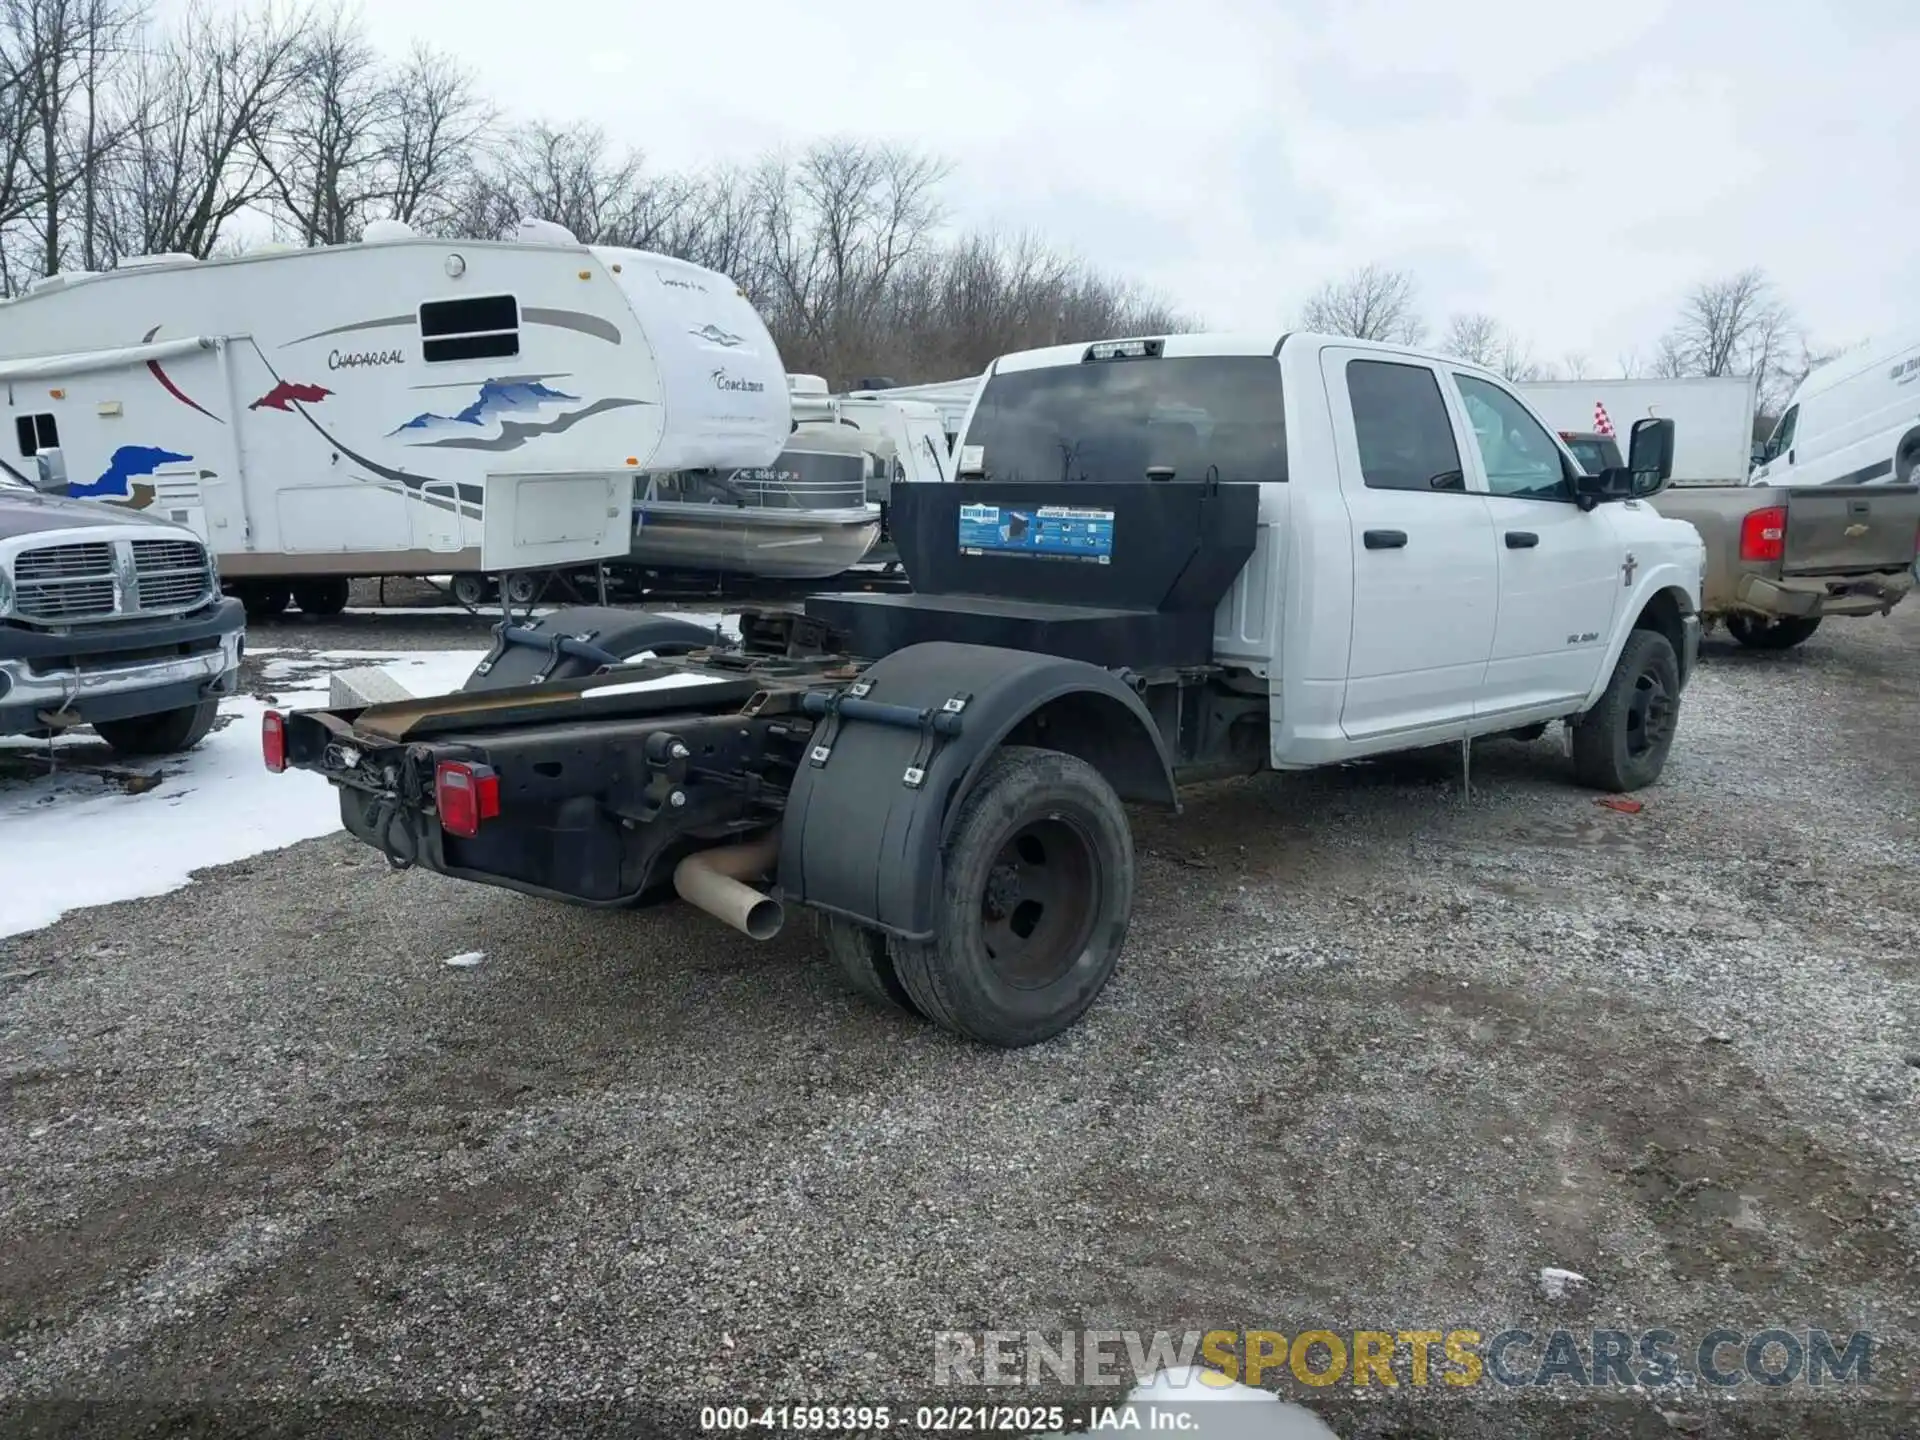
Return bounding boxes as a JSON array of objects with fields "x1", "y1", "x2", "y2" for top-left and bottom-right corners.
[{"x1": 349, "y1": 0, "x2": 1917, "y2": 371}]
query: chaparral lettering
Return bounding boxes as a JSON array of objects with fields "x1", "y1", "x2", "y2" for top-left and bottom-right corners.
[{"x1": 329, "y1": 347, "x2": 405, "y2": 370}]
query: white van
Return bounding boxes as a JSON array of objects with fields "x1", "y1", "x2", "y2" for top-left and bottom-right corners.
[{"x1": 1751, "y1": 328, "x2": 1920, "y2": 488}]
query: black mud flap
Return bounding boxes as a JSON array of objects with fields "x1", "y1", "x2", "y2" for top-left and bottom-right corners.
[
  {"x1": 777, "y1": 641, "x2": 1175, "y2": 941},
  {"x1": 463, "y1": 607, "x2": 730, "y2": 691}
]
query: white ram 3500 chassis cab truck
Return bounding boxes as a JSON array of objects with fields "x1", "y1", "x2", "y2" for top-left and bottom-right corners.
[{"x1": 270, "y1": 331, "x2": 1704, "y2": 1048}]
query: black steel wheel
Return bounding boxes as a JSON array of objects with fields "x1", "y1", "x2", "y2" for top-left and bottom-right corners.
[
  {"x1": 888, "y1": 746, "x2": 1135, "y2": 1047},
  {"x1": 1570, "y1": 629, "x2": 1681, "y2": 791}
]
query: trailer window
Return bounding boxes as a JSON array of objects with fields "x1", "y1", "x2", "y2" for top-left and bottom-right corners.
[
  {"x1": 419, "y1": 295, "x2": 520, "y2": 363},
  {"x1": 15, "y1": 413, "x2": 58, "y2": 456},
  {"x1": 1345, "y1": 360, "x2": 1463, "y2": 492},
  {"x1": 963, "y1": 356, "x2": 1286, "y2": 484}
]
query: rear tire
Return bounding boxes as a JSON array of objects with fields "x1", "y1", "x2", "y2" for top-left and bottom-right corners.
[
  {"x1": 1570, "y1": 629, "x2": 1681, "y2": 792},
  {"x1": 450, "y1": 573, "x2": 490, "y2": 608},
  {"x1": 237, "y1": 581, "x2": 290, "y2": 621},
  {"x1": 822, "y1": 917, "x2": 919, "y2": 1016},
  {"x1": 887, "y1": 746, "x2": 1135, "y2": 1047},
  {"x1": 1725, "y1": 613, "x2": 1821, "y2": 650},
  {"x1": 503, "y1": 573, "x2": 541, "y2": 606},
  {"x1": 291, "y1": 578, "x2": 350, "y2": 616},
  {"x1": 93, "y1": 699, "x2": 219, "y2": 757}
]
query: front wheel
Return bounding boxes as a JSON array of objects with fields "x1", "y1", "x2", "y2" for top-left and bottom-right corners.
[
  {"x1": 1570, "y1": 629, "x2": 1681, "y2": 792},
  {"x1": 886, "y1": 746, "x2": 1135, "y2": 1047},
  {"x1": 93, "y1": 699, "x2": 219, "y2": 757},
  {"x1": 1725, "y1": 613, "x2": 1821, "y2": 650}
]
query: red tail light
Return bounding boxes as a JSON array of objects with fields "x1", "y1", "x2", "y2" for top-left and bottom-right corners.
[
  {"x1": 434, "y1": 760, "x2": 500, "y2": 839},
  {"x1": 1739, "y1": 505, "x2": 1787, "y2": 562},
  {"x1": 262, "y1": 711, "x2": 287, "y2": 773}
]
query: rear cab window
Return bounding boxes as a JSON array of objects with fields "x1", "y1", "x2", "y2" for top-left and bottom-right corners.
[{"x1": 962, "y1": 352, "x2": 1286, "y2": 485}]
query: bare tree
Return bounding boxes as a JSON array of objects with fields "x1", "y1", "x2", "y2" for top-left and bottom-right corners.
[
  {"x1": 1559, "y1": 351, "x2": 1593, "y2": 380},
  {"x1": 6, "y1": 0, "x2": 145, "y2": 276},
  {"x1": 379, "y1": 42, "x2": 490, "y2": 232},
  {"x1": 1439, "y1": 312, "x2": 1501, "y2": 367},
  {"x1": 98, "y1": 0, "x2": 310, "y2": 259},
  {"x1": 1299, "y1": 263, "x2": 1424, "y2": 344},
  {"x1": 1656, "y1": 267, "x2": 1802, "y2": 409},
  {"x1": 1439, "y1": 311, "x2": 1542, "y2": 380},
  {"x1": 752, "y1": 139, "x2": 949, "y2": 373},
  {"x1": 252, "y1": 5, "x2": 390, "y2": 246}
]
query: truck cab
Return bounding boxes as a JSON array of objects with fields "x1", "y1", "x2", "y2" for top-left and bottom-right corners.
[{"x1": 955, "y1": 333, "x2": 1704, "y2": 768}]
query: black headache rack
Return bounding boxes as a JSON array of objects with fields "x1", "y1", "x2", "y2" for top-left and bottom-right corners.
[
  {"x1": 804, "y1": 479, "x2": 1258, "y2": 670},
  {"x1": 283, "y1": 478, "x2": 1261, "y2": 911}
]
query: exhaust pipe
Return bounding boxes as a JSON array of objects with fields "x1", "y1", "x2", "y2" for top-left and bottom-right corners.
[{"x1": 673, "y1": 830, "x2": 784, "y2": 941}]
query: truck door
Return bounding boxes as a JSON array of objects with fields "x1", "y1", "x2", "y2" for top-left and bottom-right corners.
[
  {"x1": 1446, "y1": 371, "x2": 1622, "y2": 714},
  {"x1": 1322, "y1": 348, "x2": 1498, "y2": 742}
]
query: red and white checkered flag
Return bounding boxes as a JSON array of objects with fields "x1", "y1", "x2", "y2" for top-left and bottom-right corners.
[{"x1": 1593, "y1": 401, "x2": 1615, "y2": 438}]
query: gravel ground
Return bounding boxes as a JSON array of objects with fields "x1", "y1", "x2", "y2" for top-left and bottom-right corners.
[{"x1": 2, "y1": 589, "x2": 1918, "y2": 1439}]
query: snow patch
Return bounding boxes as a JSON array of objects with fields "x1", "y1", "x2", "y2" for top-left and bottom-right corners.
[{"x1": 443, "y1": 951, "x2": 486, "y2": 969}]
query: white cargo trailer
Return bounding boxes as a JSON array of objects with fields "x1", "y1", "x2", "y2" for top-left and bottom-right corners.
[{"x1": 1518, "y1": 377, "x2": 1757, "y2": 485}]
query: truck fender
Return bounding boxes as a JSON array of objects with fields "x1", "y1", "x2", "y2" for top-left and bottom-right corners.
[
  {"x1": 777, "y1": 641, "x2": 1176, "y2": 941},
  {"x1": 461, "y1": 606, "x2": 729, "y2": 691},
  {"x1": 1581, "y1": 571, "x2": 1699, "y2": 710}
]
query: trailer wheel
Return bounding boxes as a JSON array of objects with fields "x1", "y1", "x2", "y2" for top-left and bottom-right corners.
[
  {"x1": 887, "y1": 746, "x2": 1134, "y2": 1047},
  {"x1": 450, "y1": 573, "x2": 490, "y2": 608},
  {"x1": 291, "y1": 578, "x2": 350, "y2": 617},
  {"x1": 1570, "y1": 629, "x2": 1681, "y2": 792},
  {"x1": 821, "y1": 917, "x2": 919, "y2": 1016},
  {"x1": 503, "y1": 573, "x2": 541, "y2": 607},
  {"x1": 237, "y1": 582, "x2": 290, "y2": 621},
  {"x1": 92, "y1": 699, "x2": 219, "y2": 757},
  {"x1": 1725, "y1": 614, "x2": 1821, "y2": 650}
]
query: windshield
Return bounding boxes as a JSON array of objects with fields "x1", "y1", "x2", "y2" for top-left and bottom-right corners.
[
  {"x1": 646, "y1": 447, "x2": 869, "y2": 511},
  {"x1": 963, "y1": 356, "x2": 1287, "y2": 484}
]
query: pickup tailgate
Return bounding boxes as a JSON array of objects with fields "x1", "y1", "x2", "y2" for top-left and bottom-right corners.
[{"x1": 1782, "y1": 484, "x2": 1920, "y2": 574}]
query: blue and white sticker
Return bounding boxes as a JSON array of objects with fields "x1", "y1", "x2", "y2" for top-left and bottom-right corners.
[{"x1": 958, "y1": 503, "x2": 1114, "y2": 563}]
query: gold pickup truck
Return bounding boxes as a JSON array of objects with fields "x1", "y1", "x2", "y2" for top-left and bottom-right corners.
[{"x1": 1563, "y1": 431, "x2": 1918, "y2": 651}]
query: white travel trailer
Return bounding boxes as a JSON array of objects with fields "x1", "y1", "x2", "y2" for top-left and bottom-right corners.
[
  {"x1": 0, "y1": 219, "x2": 790, "y2": 616},
  {"x1": 1750, "y1": 328, "x2": 1920, "y2": 489}
]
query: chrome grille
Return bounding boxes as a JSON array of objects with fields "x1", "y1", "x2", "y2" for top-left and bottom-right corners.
[
  {"x1": 17, "y1": 578, "x2": 117, "y2": 618},
  {"x1": 7, "y1": 535, "x2": 212, "y2": 624},
  {"x1": 14, "y1": 543, "x2": 113, "y2": 581},
  {"x1": 132, "y1": 539, "x2": 213, "y2": 611}
]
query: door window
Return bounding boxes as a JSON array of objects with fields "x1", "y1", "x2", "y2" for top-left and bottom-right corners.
[
  {"x1": 1766, "y1": 404, "x2": 1798, "y2": 460},
  {"x1": 1345, "y1": 360, "x2": 1465, "y2": 492},
  {"x1": 1453, "y1": 375, "x2": 1574, "y2": 500}
]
